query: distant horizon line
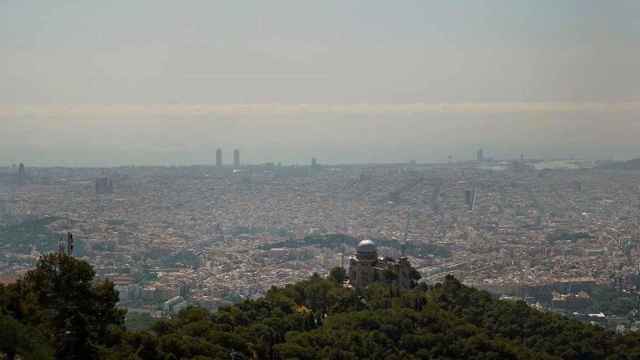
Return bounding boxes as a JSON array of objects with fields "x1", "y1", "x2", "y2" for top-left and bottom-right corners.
[
  {"x1": 0, "y1": 157, "x2": 615, "y2": 170},
  {"x1": 2, "y1": 100, "x2": 640, "y2": 117}
]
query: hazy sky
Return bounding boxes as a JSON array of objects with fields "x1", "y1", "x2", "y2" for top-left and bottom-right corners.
[{"x1": 1, "y1": 1, "x2": 639, "y2": 166}]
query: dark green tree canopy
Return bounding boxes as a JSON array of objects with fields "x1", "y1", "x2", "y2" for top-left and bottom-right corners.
[
  {"x1": 102, "y1": 274, "x2": 640, "y2": 359},
  {"x1": 3, "y1": 259, "x2": 640, "y2": 359},
  {"x1": 0, "y1": 253, "x2": 125, "y2": 360}
]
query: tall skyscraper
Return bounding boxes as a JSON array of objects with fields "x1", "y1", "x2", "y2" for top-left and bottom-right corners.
[
  {"x1": 311, "y1": 157, "x2": 317, "y2": 167},
  {"x1": 476, "y1": 149, "x2": 484, "y2": 162},
  {"x1": 216, "y1": 148, "x2": 223, "y2": 167},
  {"x1": 96, "y1": 177, "x2": 114, "y2": 195},
  {"x1": 17, "y1": 163, "x2": 25, "y2": 185},
  {"x1": 233, "y1": 149, "x2": 240, "y2": 168},
  {"x1": 465, "y1": 190, "x2": 473, "y2": 209}
]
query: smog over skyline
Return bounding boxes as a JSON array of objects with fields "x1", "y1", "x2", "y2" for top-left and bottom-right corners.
[{"x1": 2, "y1": 0, "x2": 639, "y2": 166}]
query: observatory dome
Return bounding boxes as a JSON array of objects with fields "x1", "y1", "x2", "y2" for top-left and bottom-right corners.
[{"x1": 356, "y1": 239, "x2": 377, "y2": 259}]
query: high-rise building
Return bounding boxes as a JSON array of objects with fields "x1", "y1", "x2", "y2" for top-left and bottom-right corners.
[
  {"x1": 96, "y1": 177, "x2": 114, "y2": 194},
  {"x1": 216, "y1": 148, "x2": 223, "y2": 167},
  {"x1": 465, "y1": 190, "x2": 474, "y2": 210},
  {"x1": 476, "y1": 149, "x2": 484, "y2": 162},
  {"x1": 233, "y1": 149, "x2": 240, "y2": 168},
  {"x1": 17, "y1": 163, "x2": 25, "y2": 185},
  {"x1": 311, "y1": 157, "x2": 317, "y2": 167}
]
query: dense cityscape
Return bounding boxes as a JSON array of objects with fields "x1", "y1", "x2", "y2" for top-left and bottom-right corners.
[{"x1": 2, "y1": 152, "x2": 640, "y2": 331}]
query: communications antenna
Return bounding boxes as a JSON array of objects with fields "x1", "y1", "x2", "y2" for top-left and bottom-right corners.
[
  {"x1": 402, "y1": 211, "x2": 411, "y2": 258},
  {"x1": 66, "y1": 232, "x2": 74, "y2": 256},
  {"x1": 58, "y1": 232, "x2": 74, "y2": 256}
]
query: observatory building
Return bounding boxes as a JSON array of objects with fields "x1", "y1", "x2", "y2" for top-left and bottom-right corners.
[{"x1": 347, "y1": 239, "x2": 419, "y2": 289}]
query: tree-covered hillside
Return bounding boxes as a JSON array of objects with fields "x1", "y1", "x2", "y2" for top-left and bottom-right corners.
[
  {"x1": 105, "y1": 274, "x2": 640, "y2": 360},
  {"x1": 2, "y1": 256, "x2": 640, "y2": 359},
  {"x1": 0, "y1": 253, "x2": 124, "y2": 360}
]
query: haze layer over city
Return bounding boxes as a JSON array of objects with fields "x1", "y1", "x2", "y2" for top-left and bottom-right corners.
[
  {"x1": 3, "y1": 0, "x2": 640, "y2": 335},
  {"x1": 2, "y1": 1, "x2": 640, "y2": 165}
]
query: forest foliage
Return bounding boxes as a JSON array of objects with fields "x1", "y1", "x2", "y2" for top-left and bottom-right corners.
[{"x1": 2, "y1": 255, "x2": 640, "y2": 359}]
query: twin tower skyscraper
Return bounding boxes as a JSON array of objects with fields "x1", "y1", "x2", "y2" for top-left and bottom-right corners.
[{"x1": 216, "y1": 148, "x2": 240, "y2": 168}]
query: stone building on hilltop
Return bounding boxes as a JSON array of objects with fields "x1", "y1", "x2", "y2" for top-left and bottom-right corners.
[{"x1": 347, "y1": 239, "x2": 420, "y2": 289}]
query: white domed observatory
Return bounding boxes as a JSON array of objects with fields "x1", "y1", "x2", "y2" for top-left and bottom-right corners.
[{"x1": 347, "y1": 239, "x2": 419, "y2": 289}]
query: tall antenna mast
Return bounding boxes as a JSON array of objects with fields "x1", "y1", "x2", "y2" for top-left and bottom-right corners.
[
  {"x1": 402, "y1": 211, "x2": 410, "y2": 258},
  {"x1": 66, "y1": 232, "x2": 74, "y2": 256},
  {"x1": 340, "y1": 232, "x2": 346, "y2": 269}
]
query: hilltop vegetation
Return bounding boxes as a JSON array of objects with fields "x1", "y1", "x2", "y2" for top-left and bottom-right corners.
[
  {"x1": 0, "y1": 253, "x2": 124, "y2": 359},
  {"x1": 2, "y1": 255, "x2": 640, "y2": 359}
]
